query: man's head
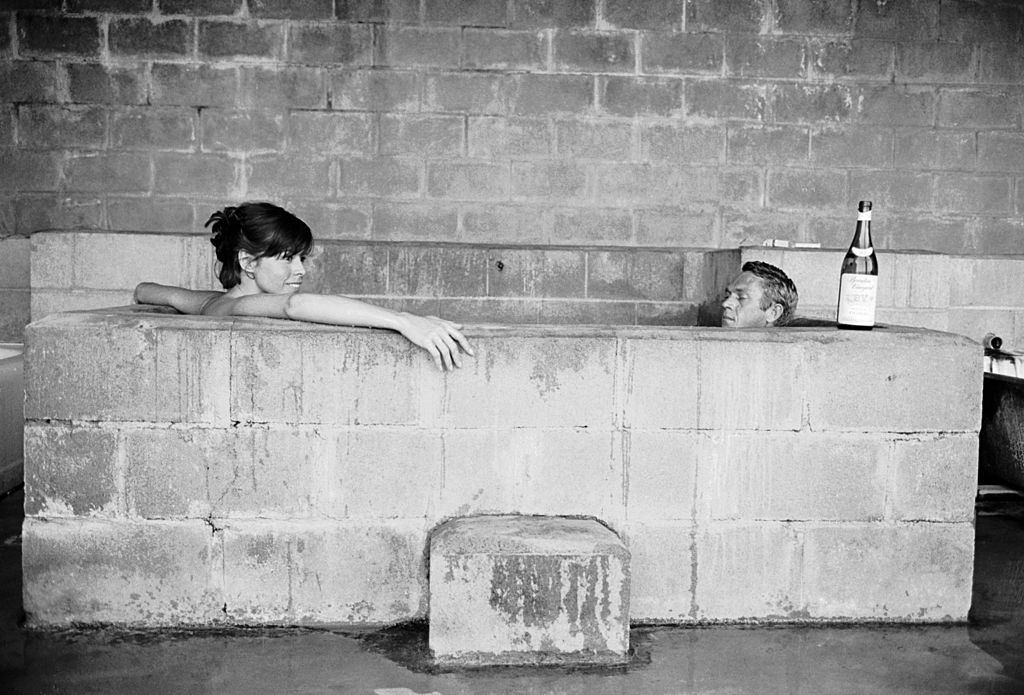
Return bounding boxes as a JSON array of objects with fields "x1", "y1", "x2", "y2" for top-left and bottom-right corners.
[{"x1": 720, "y1": 261, "x2": 798, "y2": 328}]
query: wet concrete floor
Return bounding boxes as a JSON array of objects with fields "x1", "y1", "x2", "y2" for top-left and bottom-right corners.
[{"x1": 2, "y1": 487, "x2": 1023, "y2": 695}]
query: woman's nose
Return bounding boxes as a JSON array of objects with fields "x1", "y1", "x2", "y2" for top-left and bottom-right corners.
[{"x1": 291, "y1": 257, "x2": 305, "y2": 275}]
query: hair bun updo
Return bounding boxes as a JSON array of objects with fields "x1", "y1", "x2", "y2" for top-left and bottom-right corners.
[{"x1": 204, "y1": 202, "x2": 314, "y2": 289}]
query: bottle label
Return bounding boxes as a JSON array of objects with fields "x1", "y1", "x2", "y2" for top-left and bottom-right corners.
[
  {"x1": 858, "y1": 210, "x2": 871, "y2": 222},
  {"x1": 850, "y1": 246, "x2": 874, "y2": 257},
  {"x1": 837, "y1": 273, "x2": 877, "y2": 326}
]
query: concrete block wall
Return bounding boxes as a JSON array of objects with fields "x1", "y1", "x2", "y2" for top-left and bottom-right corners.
[
  {"x1": 2, "y1": 1, "x2": 1024, "y2": 332},
  {"x1": 22, "y1": 310, "x2": 982, "y2": 626}
]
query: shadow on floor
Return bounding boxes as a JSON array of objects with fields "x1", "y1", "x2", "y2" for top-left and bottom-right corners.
[{"x1": 2, "y1": 488, "x2": 1023, "y2": 695}]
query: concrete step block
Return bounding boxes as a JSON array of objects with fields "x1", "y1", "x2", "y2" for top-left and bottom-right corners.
[{"x1": 429, "y1": 515, "x2": 630, "y2": 666}]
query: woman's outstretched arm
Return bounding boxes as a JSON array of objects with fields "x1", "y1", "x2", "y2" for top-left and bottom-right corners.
[
  {"x1": 134, "y1": 283, "x2": 224, "y2": 314},
  {"x1": 207, "y1": 292, "x2": 473, "y2": 371}
]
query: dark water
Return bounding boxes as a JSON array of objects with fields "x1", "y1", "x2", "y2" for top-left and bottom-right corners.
[{"x1": 2, "y1": 489, "x2": 1023, "y2": 695}]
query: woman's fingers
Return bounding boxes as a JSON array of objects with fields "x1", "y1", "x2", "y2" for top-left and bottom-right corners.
[{"x1": 439, "y1": 333, "x2": 461, "y2": 369}]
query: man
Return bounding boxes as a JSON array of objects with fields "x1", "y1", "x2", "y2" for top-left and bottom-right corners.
[{"x1": 720, "y1": 260, "x2": 798, "y2": 328}]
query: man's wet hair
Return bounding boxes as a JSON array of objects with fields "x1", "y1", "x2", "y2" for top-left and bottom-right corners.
[{"x1": 742, "y1": 260, "x2": 799, "y2": 326}]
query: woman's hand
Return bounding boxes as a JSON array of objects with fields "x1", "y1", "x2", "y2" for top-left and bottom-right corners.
[{"x1": 395, "y1": 312, "x2": 474, "y2": 371}]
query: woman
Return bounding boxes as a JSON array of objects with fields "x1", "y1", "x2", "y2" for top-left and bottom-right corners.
[{"x1": 135, "y1": 202, "x2": 473, "y2": 371}]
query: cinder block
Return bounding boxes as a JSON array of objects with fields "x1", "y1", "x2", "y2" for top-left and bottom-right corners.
[
  {"x1": 303, "y1": 241, "x2": 387, "y2": 295},
  {"x1": 109, "y1": 17, "x2": 192, "y2": 57},
  {"x1": 247, "y1": 154, "x2": 331, "y2": 197},
  {"x1": 123, "y1": 426, "x2": 216, "y2": 519},
  {"x1": 335, "y1": 428, "x2": 443, "y2": 519},
  {"x1": 230, "y1": 327, "x2": 439, "y2": 426},
  {"x1": 804, "y1": 331, "x2": 981, "y2": 432},
  {"x1": 437, "y1": 429, "x2": 520, "y2": 517},
  {"x1": 208, "y1": 427, "x2": 332, "y2": 518},
  {"x1": 376, "y1": 26, "x2": 461, "y2": 68},
  {"x1": 510, "y1": 0, "x2": 594, "y2": 28},
  {"x1": 555, "y1": 118, "x2": 633, "y2": 161},
  {"x1": 424, "y1": 0, "x2": 507, "y2": 26},
  {"x1": 811, "y1": 38, "x2": 895, "y2": 80},
  {"x1": 423, "y1": 72, "x2": 508, "y2": 115},
  {"x1": 72, "y1": 233, "x2": 185, "y2": 290},
  {"x1": 635, "y1": 208, "x2": 718, "y2": 247},
  {"x1": 642, "y1": 31, "x2": 723, "y2": 73},
  {"x1": 0, "y1": 236, "x2": 29, "y2": 289},
  {"x1": 463, "y1": 28, "x2": 546, "y2": 71},
  {"x1": 554, "y1": 30, "x2": 635, "y2": 73},
  {"x1": 68, "y1": 62, "x2": 146, "y2": 105},
  {"x1": 110, "y1": 106, "x2": 195, "y2": 150},
  {"x1": 768, "y1": 168, "x2": 846, "y2": 209},
  {"x1": 486, "y1": 248, "x2": 585, "y2": 298},
  {"x1": 288, "y1": 111, "x2": 373, "y2": 155},
  {"x1": 947, "y1": 307, "x2": 1014, "y2": 345},
  {"x1": 200, "y1": 109, "x2": 284, "y2": 153},
  {"x1": 25, "y1": 314, "x2": 158, "y2": 421},
  {"x1": 0, "y1": 151, "x2": 61, "y2": 192},
  {"x1": 937, "y1": 89, "x2": 1018, "y2": 129},
  {"x1": 551, "y1": 206, "x2": 633, "y2": 244},
  {"x1": 250, "y1": 0, "x2": 333, "y2": 19},
  {"x1": 336, "y1": 0, "x2": 419, "y2": 22},
  {"x1": 600, "y1": 75, "x2": 682, "y2": 117},
  {"x1": 151, "y1": 63, "x2": 240, "y2": 107},
  {"x1": 198, "y1": 20, "x2": 285, "y2": 60},
  {"x1": 697, "y1": 337, "x2": 804, "y2": 431},
  {"x1": 153, "y1": 152, "x2": 237, "y2": 196},
  {"x1": 461, "y1": 204, "x2": 552, "y2": 243},
  {"x1": 107, "y1": 195, "x2": 196, "y2": 232},
  {"x1": 155, "y1": 323, "x2": 231, "y2": 424},
  {"x1": 693, "y1": 523, "x2": 803, "y2": 621},
  {"x1": 811, "y1": 126, "x2": 892, "y2": 168},
  {"x1": 426, "y1": 161, "x2": 509, "y2": 201},
  {"x1": 688, "y1": 0, "x2": 765, "y2": 32},
  {"x1": 856, "y1": 85, "x2": 936, "y2": 126},
  {"x1": 890, "y1": 434, "x2": 978, "y2": 522},
  {"x1": 22, "y1": 517, "x2": 223, "y2": 627},
  {"x1": 894, "y1": 129, "x2": 974, "y2": 171},
  {"x1": 643, "y1": 123, "x2": 723, "y2": 164},
  {"x1": 724, "y1": 36, "x2": 804, "y2": 79},
  {"x1": 510, "y1": 74, "x2": 594, "y2": 116},
  {"x1": 686, "y1": 80, "x2": 765, "y2": 120},
  {"x1": 537, "y1": 299, "x2": 637, "y2": 325},
  {"x1": 801, "y1": 522, "x2": 974, "y2": 620},
  {"x1": 936, "y1": 173, "x2": 1012, "y2": 214},
  {"x1": 594, "y1": 163, "x2": 710, "y2": 205},
  {"x1": 429, "y1": 515, "x2": 630, "y2": 665},
  {"x1": 622, "y1": 336, "x2": 700, "y2": 430},
  {"x1": 705, "y1": 433, "x2": 888, "y2": 521},
  {"x1": 587, "y1": 249, "x2": 687, "y2": 301},
  {"x1": 339, "y1": 157, "x2": 421, "y2": 197},
  {"x1": 372, "y1": 201, "x2": 458, "y2": 240},
  {"x1": 18, "y1": 14, "x2": 100, "y2": 58},
  {"x1": 510, "y1": 160, "x2": 587, "y2": 201},
  {"x1": 221, "y1": 519, "x2": 427, "y2": 624},
  {"x1": 442, "y1": 334, "x2": 616, "y2": 429},
  {"x1": 0, "y1": 60, "x2": 61, "y2": 104},
  {"x1": 379, "y1": 114, "x2": 463, "y2": 156},
  {"x1": 387, "y1": 245, "x2": 487, "y2": 297},
  {"x1": 625, "y1": 430, "x2": 702, "y2": 521},
  {"x1": 896, "y1": 41, "x2": 973, "y2": 83},
  {"x1": 0, "y1": 291, "x2": 28, "y2": 342},
  {"x1": 18, "y1": 105, "x2": 106, "y2": 149},
  {"x1": 23, "y1": 423, "x2": 120, "y2": 518},
  {"x1": 331, "y1": 69, "x2": 419, "y2": 112},
  {"x1": 776, "y1": 0, "x2": 853, "y2": 32},
  {"x1": 623, "y1": 520, "x2": 694, "y2": 621},
  {"x1": 240, "y1": 66, "x2": 327, "y2": 110},
  {"x1": 950, "y1": 257, "x2": 1024, "y2": 308},
  {"x1": 64, "y1": 153, "x2": 151, "y2": 194}
]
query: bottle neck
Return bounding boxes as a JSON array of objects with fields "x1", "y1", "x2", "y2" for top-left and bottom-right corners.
[{"x1": 850, "y1": 220, "x2": 873, "y2": 252}]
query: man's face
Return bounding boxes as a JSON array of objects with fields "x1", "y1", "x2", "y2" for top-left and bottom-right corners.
[{"x1": 721, "y1": 271, "x2": 774, "y2": 328}]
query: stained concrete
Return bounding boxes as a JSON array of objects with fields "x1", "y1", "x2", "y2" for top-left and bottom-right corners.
[{"x1": 3, "y1": 487, "x2": 1024, "y2": 694}]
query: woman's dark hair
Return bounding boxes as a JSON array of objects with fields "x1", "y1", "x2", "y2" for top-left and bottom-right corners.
[{"x1": 206, "y1": 202, "x2": 314, "y2": 289}]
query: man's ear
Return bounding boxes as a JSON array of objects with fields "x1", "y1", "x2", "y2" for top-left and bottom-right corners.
[{"x1": 765, "y1": 302, "x2": 783, "y2": 325}]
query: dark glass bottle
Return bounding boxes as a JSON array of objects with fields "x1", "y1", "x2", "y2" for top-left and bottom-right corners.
[{"x1": 836, "y1": 200, "x2": 879, "y2": 330}]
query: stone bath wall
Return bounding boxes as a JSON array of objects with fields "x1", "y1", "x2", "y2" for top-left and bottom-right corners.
[{"x1": 22, "y1": 310, "x2": 981, "y2": 626}]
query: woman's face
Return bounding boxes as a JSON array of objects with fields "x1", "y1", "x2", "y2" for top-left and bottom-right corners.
[{"x1": 253, "y1": 252, "x2": 306, "y2": 294}]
